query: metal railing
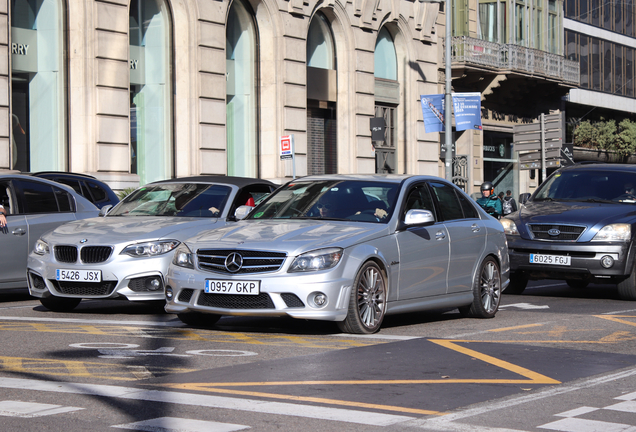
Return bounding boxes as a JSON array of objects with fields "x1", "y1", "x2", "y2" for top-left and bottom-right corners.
[{"x1": 448, "y1": 36, "x2": 580, "y2": 86}]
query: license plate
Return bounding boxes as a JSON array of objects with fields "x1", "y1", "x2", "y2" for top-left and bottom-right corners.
[
  {"x1": 56, "y1": 269, "x2": 102, "y2": 282},
  {"x1": 529, "y1": 254, "x2": 571, "y2": 266},
  {"x1": 204, "y1": 279, "x2": 260, "y2": 295}
]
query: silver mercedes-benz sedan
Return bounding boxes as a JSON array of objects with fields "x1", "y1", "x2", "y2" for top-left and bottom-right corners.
[
  {"x1": 26, "y1": 176, "x2": 276, "y2": 311},
  {"x1": 165, "y1": 174, "x2": 510, "y2": 334}
]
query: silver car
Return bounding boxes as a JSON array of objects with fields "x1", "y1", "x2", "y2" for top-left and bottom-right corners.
[
  {"x1": 27, "y1": 176, "x2": 276, "y2": 311},
  {"x1": 1, "y1": 174, "x2": 100, "y2": 290},
  {"x1": 165, "y1": 174, "x2": 510, "y2": 334}
]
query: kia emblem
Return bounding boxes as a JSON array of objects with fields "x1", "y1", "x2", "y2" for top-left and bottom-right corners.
[{"x1": 548, "y1": 229, "x2": 560, "y2": 236}]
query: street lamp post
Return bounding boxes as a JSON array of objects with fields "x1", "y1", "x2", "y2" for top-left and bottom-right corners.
[{"x1": 444, "y1": 0, "x2": 452, "y2": 182}]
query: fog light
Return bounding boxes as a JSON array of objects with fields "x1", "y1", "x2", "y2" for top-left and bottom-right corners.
[
  {"x1": 309, "y1": 292, "x2": 327, "y2": 308},
  {"x1": 600, "y1": 255, "x2": 614, "y2": 268},
  {"x1": 145, "y1": 277, "x2": 162, "y2": 291},
  {"x1": 165, "y1": 286, "x2": 173, "y2": 300}
]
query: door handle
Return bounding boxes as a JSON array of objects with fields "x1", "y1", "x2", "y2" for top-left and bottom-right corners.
[
  {"x1": 471, "y1": 224, "x2": 481, "y2": 232},
  {"x1": 435, "y1": 231, "x2": 446, "y2": 240},
  {"x1": 12, "y1": 228, "x2": 26, "y2": 236}
]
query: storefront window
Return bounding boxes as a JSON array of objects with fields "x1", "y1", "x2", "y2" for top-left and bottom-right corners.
[
  {"x1": 129, "y1": 0, "x2": 173, "y2": 185},
  {"x1": 226, "y1": 0, "x2": 257, "y2": 177},
  {"x1": 11, "y1": 0, "x2": 66, "y2": 172}
]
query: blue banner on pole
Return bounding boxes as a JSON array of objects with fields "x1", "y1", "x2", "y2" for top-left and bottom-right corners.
[
  {"x1": 420, "y1": 95, "x2": 445, "y2": 133},
  {"x1": 452, "y1": 92, "x2": 482, "y2": 131}
]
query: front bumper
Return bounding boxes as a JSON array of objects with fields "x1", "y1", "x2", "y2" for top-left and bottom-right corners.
[
  {"x1": 507, "y1": 236, "x2": 631, "y2": 280},
  {"x1": 164, "y1": 265, "x2": 353, "y2": 322},
  {"x1": 27, "y1": 253, "x2": 171, "y2": 301}
]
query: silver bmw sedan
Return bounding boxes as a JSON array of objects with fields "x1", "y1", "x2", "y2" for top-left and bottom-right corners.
[
  {"x1": 27, "y1": 176, "x2": 276, "y2": 311},
  {"x1": 165, "y1": 174, "x2": 510, "y2": 334}
]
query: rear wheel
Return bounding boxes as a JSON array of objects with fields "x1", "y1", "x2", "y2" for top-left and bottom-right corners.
[
  {"x1": 618, "y1": 262, "x2": 636, "y2": 300},
  {"x1": 566, "y1": 279, "x2": 589, "y2": 289},
  {"x1": 177, "y1": 312, "x2": 221, "y2": 327},
  {"x1": 459, "y1": 256, "x2": 501, "y2": 318},
  {"x1": 39, "y1": 296, "x2": 81, "y2": 312},
  {"x1": 505, "y1": 272, "x2": 528, "y2": 294},
  {"x1": 338, "y1": 261, "x2": 387, "y2": 334}
]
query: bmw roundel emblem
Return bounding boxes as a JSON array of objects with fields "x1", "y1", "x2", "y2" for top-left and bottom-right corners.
[
  {"x1": 80, "y1": 239, "x2": 88, "y2": 243},
  {"x1": 548, "y1": 229, "x2": 561, "y2": 236},
  {"x1": 225, "y1": 252, "x2": 244, "y2": 273}
]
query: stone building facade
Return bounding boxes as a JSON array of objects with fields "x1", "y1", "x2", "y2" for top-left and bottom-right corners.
[{"x1": 2, "y1": 0, "x2": 444, "y2": 189}]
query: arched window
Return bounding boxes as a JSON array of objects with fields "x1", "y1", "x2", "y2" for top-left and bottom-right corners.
[
  {"x1": 226, "y1": 0, "x2": 258, "y2": 177},
  {"x1": 129, "y1": 0, "x2": 173, "y2": 184},
  {"x1": 374, "y1": 27, "x2": 397, "y2": 80},
  {"x1": 11, "y1": 0, "x2": 66, "y2": 172},
  {"x1": 306, "y1": 12, "x2": 337, "y2": 175}
]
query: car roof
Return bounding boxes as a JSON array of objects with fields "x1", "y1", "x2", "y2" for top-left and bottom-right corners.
[
  {"x1": 290, "y1": 174, "x2": 417, "y2": 183},
  {"x1": 0, "y1": 173, "x2": 99, "y2": 210},
  {"x1": 149, "y1": 176, "x2": 276, "y2": 188},
  {"x1": 31, "y1": 171, "x2": 99, "y2": 180},
  {"x1": 561, "y1": 163, "x2": 636, "y2": 172}
]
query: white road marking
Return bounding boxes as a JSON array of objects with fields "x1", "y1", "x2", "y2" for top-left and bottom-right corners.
[
  {"x1": 605, "y1": 401, "x2": 636, "y2": 413},
  {"x1": 0, "y1": 400, "x2": 83, "y2": 418},
  {"x1": 185, "y1": 350, "x2": 257, "y2": 357},
  {"x1": 405, "y1": 366, "x2": 636, "y2": 431},
  {"x1": 331, "y1": 333, "x2": 420, "y2": 340},
  {"x1": 602, "y1": 309, "x2": 636, "y2": 315},
  {"x1": 112, "y1": 417, "x2": 250, "y2": 432},
  {"x1": 0, "y1": 316, "x2": 185, "y2": 327},
  {"x1": 617, "y1": 391, "x2": 636, "y2": 401},
  {"x1": 98, "y1": 347, "x2": 191, "y2": 359},
  {"x1": 538, "y1": 417, "x2": 636, "y2": 432},
  {"x1": 0, "y1": 377, "x2": 414, "y2": 426},
  {"x1": 498, "y1": 303, "x2": 550, "y2": 310},
  {"x1": 555, "y1": 407, "x2": 599, "y2": 417}
]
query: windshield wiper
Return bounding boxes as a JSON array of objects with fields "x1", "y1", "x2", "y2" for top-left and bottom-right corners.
[{"x1": 583, "y1": 198, "x2": 614, "y2": 204}]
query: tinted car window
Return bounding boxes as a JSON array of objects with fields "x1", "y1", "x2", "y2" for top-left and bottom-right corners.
[
  {"x1": 55, "y1": 188, "x2": 73, "y2": 212},
  {"x1": 0, "y1": 181, "x2": 13, "y2": 214},
  {"x1": 458, "y1": 192, "x2": 479, "y2": 218},
  {"x1": 53, "y1": 178, "x2": 83, "y2": 195},
  {"x1": 16, "y1": 180, "x2": 68, "y2": 214},
  {"x1": 535, "y1": 169, "x2": 636, "y2": 203},
  {"x1": 402, "y1": 184, "x2": 435, "y2": 219},
  {"x1": 85, "y1": 180, "x2": 108, "y2": 203},
  {"x1": 429, "y1": 181, "x2": 464, "y2": 221}
]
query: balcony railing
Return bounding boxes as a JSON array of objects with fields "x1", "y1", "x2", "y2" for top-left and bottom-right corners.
[{"x1": 448, "y1": 36, "x2": 580, "y2": 86}]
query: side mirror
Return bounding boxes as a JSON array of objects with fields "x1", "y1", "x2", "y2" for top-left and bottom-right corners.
[
  {"x1": 99, "y1": 205, "x2": 113, "y2": 217},
  {"x1": 234, "y1": 205, "x2": 253, "y2": 220},
  {"x1": 519, "y1": 193, "x2": 531, "y2": 205},
  {"x1": 404, "y1": 209, "x2": 435, "y2": 226}
]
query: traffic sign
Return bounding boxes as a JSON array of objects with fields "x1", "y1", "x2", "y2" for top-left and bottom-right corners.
[{"x1": 280, "y1": 135, "x2": 294, "y2": 160}]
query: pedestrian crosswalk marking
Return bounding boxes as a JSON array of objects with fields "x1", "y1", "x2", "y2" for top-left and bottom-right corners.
[
  {"x1": 0, "y1": 400, "x2": 83, "y2": 418},
  {"x1": 112, "y1": 417, "x2": 250, "y2": 432}
]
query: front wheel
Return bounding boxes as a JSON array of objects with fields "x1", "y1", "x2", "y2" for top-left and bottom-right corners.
[
  {"x1": 338, "y1": 261, "x2": 387, "y2": 334},
  {"x1": 39, "y1": 296, "x2": 81, "y2": 312},
  {"x1": 618, "y1": 261, "x2": 636, "y2": 300},
  {"x1": 459, "y1": 256, "x2": 501, "y2": 318},
  {"x1": 177, "y1": 311, "x2": 221, "y2": 327}
]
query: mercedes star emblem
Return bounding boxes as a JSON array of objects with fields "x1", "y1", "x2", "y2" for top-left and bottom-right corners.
[{"x1": 225, "y1": 252, "x2": 244, "y2": 273}]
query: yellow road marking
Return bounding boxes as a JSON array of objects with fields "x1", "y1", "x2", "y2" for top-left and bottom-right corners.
[
  {"x1": 0, "y1": 355, "x2": 196, "y2": 381},
  {"x1": 596, "y1": 315, "x2": 636, "y2": 327},
  {"x1": 488, "y1": 323, "x2": 545, "y2": 332},
  {"x1": 160, "y1": 383, "x2": 444, "y2": 415}
]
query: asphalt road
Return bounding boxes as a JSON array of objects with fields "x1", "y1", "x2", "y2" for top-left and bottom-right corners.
[{"x1": 0, "y1": 281, "x2": 635, "y2": 431}]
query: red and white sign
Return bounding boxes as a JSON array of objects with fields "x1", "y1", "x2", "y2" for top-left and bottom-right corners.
[{"x1": 280, "y1": 135, "x2": 294, "y2": 160}]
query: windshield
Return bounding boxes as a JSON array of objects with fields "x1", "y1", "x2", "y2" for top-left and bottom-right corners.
[
  {"x1": 108, "y1": 183, "x2": 231, "y2": 217},
  {"x1": 534, "y1": 170, "x2": 636, "y2": 203},
  {"x1": 248, "y1": 180, "x2": 400, "y2": 223}
]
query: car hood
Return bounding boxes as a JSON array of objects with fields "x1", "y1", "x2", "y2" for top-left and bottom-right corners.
[
  {"x1": 43, "y1": 216, "x2": 221, "y2": 244},
  {"x1": 511, "y1": 201, "x2": 636, "y2": 240},
  {"x1": 185, "y1": 219, "x2": 388, "y2": 256}
]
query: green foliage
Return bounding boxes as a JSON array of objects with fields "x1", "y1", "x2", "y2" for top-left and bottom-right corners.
[
  {"x1": 573, "y1": 118, "x2": 636, "y2": 159},
  {"x1": 116, "y1": 187, "x2": 137, "y2": 200}
]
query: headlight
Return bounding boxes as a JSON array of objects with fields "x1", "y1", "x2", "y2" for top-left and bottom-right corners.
[
  {"x1": 592, "y1": 224, "x2": 631, "y2": 242},
  {"x1": 500, "y1": 218, "x2": 519, "y2": 235},
  {"x1": 288, "y1": 248, "x2": 343, "y2": 273},
  {"x1": 172, "y1": 243, "x2": 194, "y2": 269},
  {"x1": 121, "y1": 240, "x2": 180, "y2": 257},
  {"x1": 34, "y1": 239, "x2": 50, "y2": 255}
]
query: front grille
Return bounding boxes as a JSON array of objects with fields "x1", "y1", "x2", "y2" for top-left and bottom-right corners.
[
  {"x1": 528, "y1": 224, "x2": 586, "y2": 241},
  {"x1": 178, "y1": 289, "x2": 194, "y2": 303},
  {"x1": 51, "y1": 280, "x2": 117, "y2": 296},
  {"x1": 197, "y1": 292, "x2": 275, "y2": 309},
  {"x1": 197, "y1": 249, "x2": 287, "y2": 275},
  {"x1": 81, "y1": 246, "x2": 113, "y2": 263},
  {"x1": 55, "y1": 246, "x2": 78, "y2": 263},
  {"x1": 281, "y1": 293, "x2": 304, "y2": 308}
]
